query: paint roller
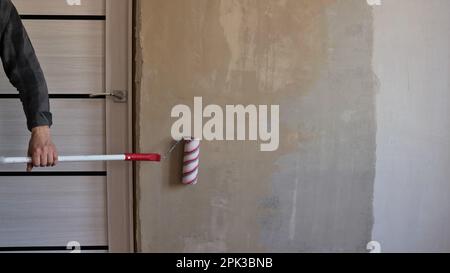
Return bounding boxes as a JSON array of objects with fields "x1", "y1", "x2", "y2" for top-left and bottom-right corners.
[
  {"x1": 182, "y1": 138, "x2": 200, "y2": 185},
  {"x1": 0, "y1": 137, "x2": 200, "y2": 185}
]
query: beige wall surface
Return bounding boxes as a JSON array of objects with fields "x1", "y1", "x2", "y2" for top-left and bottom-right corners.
[{"x1": 135, "y1": 0, "x2": 375, "y2": 252}]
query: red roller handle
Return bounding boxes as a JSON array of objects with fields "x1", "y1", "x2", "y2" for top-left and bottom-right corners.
[{"x1": 125, "y1": 153, "x2": 161, "y2": 162}]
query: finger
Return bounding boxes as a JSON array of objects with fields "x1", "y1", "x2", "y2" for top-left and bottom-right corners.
[
  {"x1": 32, "y1": 153, "x2": 41, "y2": 168},
  {"x1": 47, "y1": 152, "x2": 54, "y2": 167},
  {"x1": 53, "y1": 151, "x2": 59, "y2": 166},
  {"x1": 40, "y1": 150, "x2": 48, "y2": 167},
  {"x1": 27, "y1": 149, "x2": 33, "y2": 172}
]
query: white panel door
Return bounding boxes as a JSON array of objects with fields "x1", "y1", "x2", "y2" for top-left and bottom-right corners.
[
  {"x1": 0, "y1": 19, "x2": 105, "y2": 94},
  {"x1": 12, "y1": 0, "x2": 105, "y2": 15},
  {"x1": 0, "y1": 176, "x2": 107, "y2": 247},
  {"x1": 0, "y1": 99, "x2": 106, "y2": 172},
  {"x1": 0, "y1": 0, "x2": 131, "y2": 253}
]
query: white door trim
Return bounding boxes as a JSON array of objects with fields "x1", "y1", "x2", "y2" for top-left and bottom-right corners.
[{"x1": 105, "y1": 0, "x2": 134, "y2": 253}]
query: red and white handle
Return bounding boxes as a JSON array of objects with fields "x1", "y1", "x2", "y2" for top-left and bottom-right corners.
[{"x1": 0, "y1": 153, "x2": 161, "y2": 164}]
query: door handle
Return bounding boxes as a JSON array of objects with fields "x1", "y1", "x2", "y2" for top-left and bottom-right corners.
[{"x1": 89, "y1": 90, "x2": 127, "y2": 103}]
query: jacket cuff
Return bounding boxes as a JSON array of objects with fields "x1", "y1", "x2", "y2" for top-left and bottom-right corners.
[{"x1": 28, "y1": 111, "x2": 53, "y2": 131}]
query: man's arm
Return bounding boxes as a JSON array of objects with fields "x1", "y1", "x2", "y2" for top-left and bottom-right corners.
[{"x1": 0, "y1": 0, "x2": 57, "y2": 170}]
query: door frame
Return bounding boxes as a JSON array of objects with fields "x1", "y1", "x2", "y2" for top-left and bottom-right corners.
[{"x1": 105, "y1": 0, "x2": 134, "y2": 253}]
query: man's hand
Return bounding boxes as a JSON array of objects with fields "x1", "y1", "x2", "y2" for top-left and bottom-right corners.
[{"x1": 27, "y1": 126, "x2": 58, "y2": 171}]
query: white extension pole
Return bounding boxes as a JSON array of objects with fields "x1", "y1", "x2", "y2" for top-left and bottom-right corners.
[{"x1": 0, "y1": 153, "x2": 161, "y2": 164}]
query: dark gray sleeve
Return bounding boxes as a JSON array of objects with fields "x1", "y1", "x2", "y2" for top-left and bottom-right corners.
[{"x1": 0, "y1": 0, "x2": 52, "y2": 131}]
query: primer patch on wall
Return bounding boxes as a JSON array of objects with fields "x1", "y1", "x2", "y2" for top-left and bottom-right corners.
[
  {"x1": 372, "y1": 0, "x2": 450, "y2": 252},
  {"x1": 259, "y1": 0, "x2": 376, "y2": 252}
]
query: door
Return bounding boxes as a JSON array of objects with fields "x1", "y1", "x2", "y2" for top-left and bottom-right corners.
[{"x1": 0, "y1": 0, "x2": 133, "y2": 252}]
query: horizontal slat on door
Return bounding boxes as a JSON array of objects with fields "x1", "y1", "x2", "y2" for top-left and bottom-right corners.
[
  {"x1": 12, "y1": 0, "x2": 106, "y2": 15},
  {"x1": 0, "y1": 20, "x2": 104, "y2": 94},
  {"x1": 0, "y1": 250, "x2": 108, "y2": 253},
  {"x1": 0, "y1": 176, "x2": 107, "y2": 247},
  {"x1": 0, "y1": 99, "x2": 106, "y2": 172}
]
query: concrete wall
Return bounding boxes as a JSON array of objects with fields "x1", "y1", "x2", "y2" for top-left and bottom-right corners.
[
  {"x1": 135, "y1": 0, "x2": 375, "y2": 252},
  {"x1": 372, "y1": 0, "x2": 450, "y2": 252}
]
